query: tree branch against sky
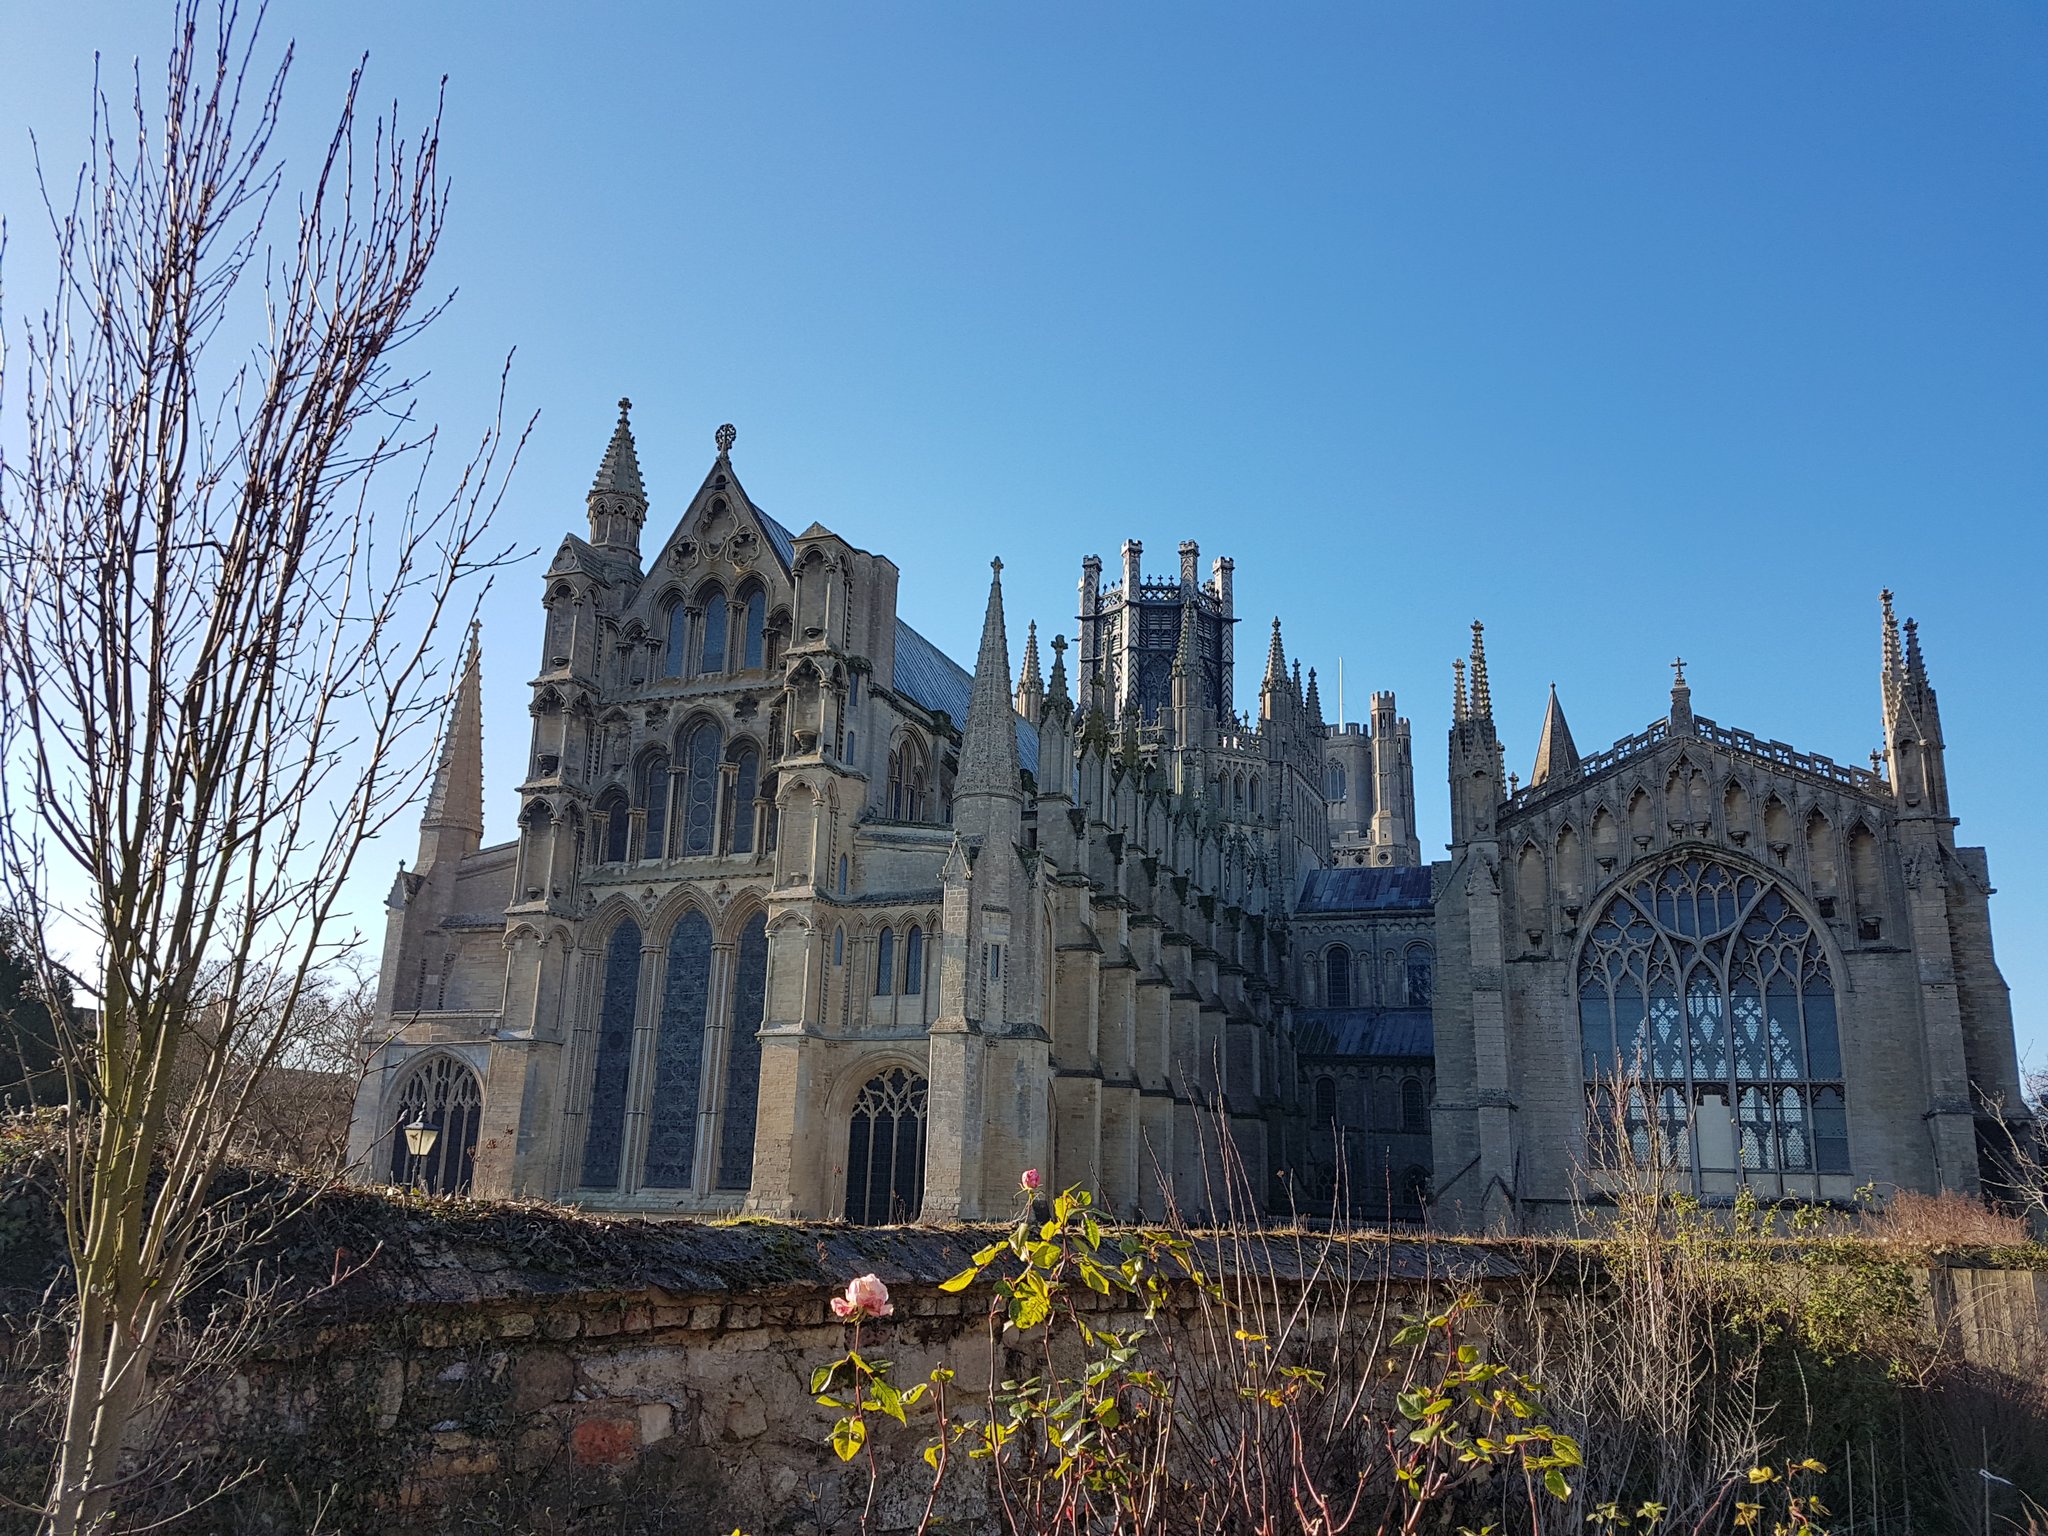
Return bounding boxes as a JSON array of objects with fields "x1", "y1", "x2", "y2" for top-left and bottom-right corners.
[{"x1": 0, "y1": 3, "x2": 528, "y2": 1528}]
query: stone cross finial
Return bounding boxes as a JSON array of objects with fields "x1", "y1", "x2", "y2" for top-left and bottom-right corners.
[
  {"x1": 1670, "y1": 656, "x2": 1687, "y2": 685},
  {"x1": 716, "y1": 422, "x2": 737, "y2": 455}
]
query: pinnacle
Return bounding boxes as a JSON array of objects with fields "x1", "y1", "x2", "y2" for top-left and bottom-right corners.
[
  {"x1": 1264, "y1": 617, "x2": 1286, "y2": 686},
  {"x1": 956, "y1": 557, "x2": 1022, "y2": 806},
  {"x1": 1529, "y1": 683, "x2": 1579, "y2": 788},
  {"x1": 1019, "y1": 620, "x2": 1043, "y2": 692},
  {"x1": 589, "y1": 398, "x2": 648, "y2": 504}
]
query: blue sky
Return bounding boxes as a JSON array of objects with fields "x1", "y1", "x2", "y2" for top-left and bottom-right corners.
[{"x1": 3, "y1": 4, "x2": 2043, "y2": 1066}]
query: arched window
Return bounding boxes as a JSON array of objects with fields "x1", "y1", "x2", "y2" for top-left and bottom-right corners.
[
  {"x1": 833, "y1": 926, "x2": 845, "y2": 967},
  {"x1": 677, "y1": 719, "x2": 722, "y2": 856},
  {"x1": 740, "y1": 586, "x2": 767, "y2": 671},
  {"x1": 644, "y1": 911, "x2": 712, "y2": 1188},
  {"x1": 386, "y1": 1054, "x2": 484, "y2": 1195},
  {"x1": 889, "y1": 737, "x2": 930, "y2": 821},
  {"x1": 638, "y1": 755, "x2": 669, "y2": 861},
  {"x1": 838, "y1": 854, "x2": 850, "y2": 895},
  {"x1": 1250, "y1": 776, "x2": 1261, "y2": 814},
  {"x1": 1577, "y1": 859, "x2": 1847, "y2": 1179},
  {"x1": 726, "y1": 742, "x2": 761, "y2": 855},
  {"x1": 903, "y1": 926, "x2": 925, "y2": 996},
  {"x1": 845, "y1": 1068, "x2": 927, "y2": 1224},
  {"x1": 1405, "y1": 945, "x2": 1434, "y2": 1007},
  {"x1": 1313, "y1": 1075, "x2": 1338, "y2": 1127},
  {"x1": 1400, "y1": 1077, "x2": 1428, "y2": 1134},
  {"x1": 1326, "y1": 762, "x2": 1346, "y2": 802},
  {"x1": 580, "y1": 920, "x2": 642, "y2": 1189},
  {"x1": 718, "y1": 913, "x2": 769, "y2": 1189},
  {"x1": 546, "y1": 585, "x2": 575, "y2": 668},
  {"x1": 698, "y1": 588, "x2": 728, "y2": 675},
  {"x1": 663, "y1": 599, "x2": 688, "y2": 678},
  {"x1": 874, "y1": 927, "x2": 895, "y2": 995},
  {"x1": 1325, "y1": 946, "x2": 1352, "y2": 1009},
  {"x1": 596, "y1": 787, "x2": 631, "y2": 865}
]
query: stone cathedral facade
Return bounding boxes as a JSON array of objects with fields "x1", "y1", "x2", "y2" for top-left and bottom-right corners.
[{"x1": 348, "y1": 408, "x2": 2027, "y2": 1231}]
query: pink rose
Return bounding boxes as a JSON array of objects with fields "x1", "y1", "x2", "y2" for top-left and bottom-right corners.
[
  {"x1": 831, "y1": 1273, "x2": 892, "y2": 1321},
  {"x1": 1021, "y1": 1168, "x2": 1042, "y2": 1192}
]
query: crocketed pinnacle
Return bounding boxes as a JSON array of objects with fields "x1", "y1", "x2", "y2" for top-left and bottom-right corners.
[
  {"x1": 1881, "y1": 588, "x2": 1903, "y2": 697},
  {"x1": 956, "y1": 558, "x2": 1022, "y2": 805},
  {"x1": 423, "y1": 620, "x2": 485, "y2": 836},
  {"x1": 1018, "y1": 620, "x2": 1043, "y2": 695},
  {"x1": 1264, "y1": 617, "x2": 1286, "y2": 687},
  {"x1": 1468, "y1": 622, "x2": 1491, "y2": 720},
  {"x1": 1453, "y1": 658, "x2": 1468, "y2": 723},
  {"x1": 1047, "y1": 633, "x2": 1070, "y2": 703},
  {"x1": 1529, "y1": 683, "x2": 1579, "y2": 788},
  {"x1": 1903, "y1": 617, "x2": 1927, "y2": 688},
  {"x1": 1173, "y1": 598, "x2": 1199, "y2": 676},
  {"x1": 1304, "y1": 667, "x2": 1323, "y2": 724},
  {"x1": 589, "y1": 398, "x2": 647, "y2": 505}
]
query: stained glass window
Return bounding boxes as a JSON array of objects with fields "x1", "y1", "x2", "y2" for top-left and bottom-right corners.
[
  {"x1": 741, "y1": 587, "x2": 766, "y2": 671},
  {"x1": 727, "y1": 743, "x2": 760, "y2": 855},
  {"x1": 387, "y1": 1054, "x2": 483, "y2": 1195},
  {"x1": 643, "y1": 911, "x2": 711, "y2": 1188},
  {"x1": 639, "y1": 756, "x2": 668, "y2": 861},
  {"x1": 717, "y1": 913, "x2": 768, "y2": 1189},
  {"x1": 699, "y1": 589, "x2": 727, "y2": 675},
  {"x1": 680, "y1": 720, "x2": 721, "y2": 857},
  {"x1": 875, "y1": 927, "x2": 895, "y2": 995},
  {"x1": 580, "y1": 920, "x2": 641, "y2": 1189},
  {"x1": 1325, "y1": 946, "x2": 1352, "y2": 1008},
  {"x1": 663, "y1": 601, "x2": 688, "y2": 677},
  {"x1": 597, "y1": 788, "x2": 630, "y2": 865},
  {"x1": 1577, "y1": 859, "x2": 1847, "y2": 1185},
  {"x1": 904, "y1": 926, "x2": 925, "y2": 996}
]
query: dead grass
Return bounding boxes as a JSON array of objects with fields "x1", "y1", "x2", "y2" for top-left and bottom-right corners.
[{"x1": 1865, "y1": 1188, "x2": 2031, "y2": 1248}]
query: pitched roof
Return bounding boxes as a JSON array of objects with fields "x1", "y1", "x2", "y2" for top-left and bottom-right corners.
[
  {"x1": 1294, "y1": 1007, "x2": 1435, "y2": 1059},
  {"x1": 1295, "y1": 865, "x2": 1434, "y2": 914},
  {"x1": 892, "y1": 618, "x2": 1039, "y2": 775}
]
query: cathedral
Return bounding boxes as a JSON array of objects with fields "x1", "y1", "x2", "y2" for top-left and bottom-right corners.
[{"x1": 347, "y1": 407, "x2": 2027, "y2": 1231}]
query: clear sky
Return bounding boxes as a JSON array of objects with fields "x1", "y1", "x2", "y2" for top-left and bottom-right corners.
[{"x1": 3, "y1": 4, "x2": 2043, "y2": 1069}]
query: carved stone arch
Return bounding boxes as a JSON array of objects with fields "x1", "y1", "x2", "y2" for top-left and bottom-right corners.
[
  {"x1": 383, "y1": 1050, "x2": 485, "y2": 1195},
  {"x1": 766, "y1": 909, "x2": 812, "y2": 938},
  {"x1": 645, "y1": 884, "x2": 717, "y2": 941},
  {"x1": 719, "y1": 890, "x2": 771, "y2": 947},
  {"x1": 1805, "y1": 807, "x2": 1838, "y2": 897},
  {"x1": 581, "y1": 894, "x2": 650, "y2": 953},
  {"x1": 502, "y1": 920, "x2": 547, "y2": 950},
  {"x1": 1722, "y1": 775, "x2": 1752, "y2": 832},
  {"x1": 1626, "y1": 785, "x2": 1654, "y2": 842}
]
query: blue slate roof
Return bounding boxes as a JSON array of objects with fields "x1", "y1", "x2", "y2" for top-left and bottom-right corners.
[
  {"x1": 1296, "y1": 865, "x2": 1434, "y2": 914},
  {"x1": 751, "y1": 506, "x2": 799, "y2": 573},
  {"x1": 1294, "y1": 1007, "x2": 1434, "y2": 1060},
  {"x1": 891, "y1": 618, "x2": 1040, "y2": 776}
]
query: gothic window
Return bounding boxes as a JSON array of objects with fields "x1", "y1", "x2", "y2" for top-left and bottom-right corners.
[
  {"x1": 833, "y1": 926, "x2": 845, "y2": 967},
  {"x1": 638, "y1": 754, "x2": 669, "y2": 861},
  {"x1": 717, "y1": 913, "x2": 768, "y2": 1189},
  {"x1": 1405, "y1": 944, "x2": 1434, "y2": 1008},
  {"x1": 739, "y1": 585, "x2": 767, "y2": 671},
  {"x1": 1400, "y1": 1077, "x2": 1428, "y2": 1135},
  {"x1": 1250, "y1": 776, "x2": 1261, "y2": 814},
  {"x1": 903, "y1": 925, "x2": 925, "y2": 995},
  {"x1": 1326, "y1": 762, "x2": 1346, "y2": 802},
  {"x1": 663, "y1": 598, "x2": 688, "y2": 678},
  {"x1": 1313, "y1": 1075, "x2": 1338, "y2": 1127},
  {"x1": 838, "y1": 855, "x2": 850, "y2": 895},
  {"x1": 546, "y1": 585, "x2": 575, "y2": 668},
  {"x1": 888, "y1": 737, "x2": 930, "y2": 821},
  {"x1": 1325, "y1": 946, "x2": 1352, "y2": 1009},
  {"x1": 698, "y1": 588, "x2": 728, "y2": 675},
  {"x1": 1576, "y1": 858, "x2": 1847, "y2": 1180},
  {"x1": 644, "y1": 911, "x2": 712, "y2": 1188},
  {"x1": 726, "y1": 742, "x2": 761, "y2": 855},
  {"x1": 596, "y1": 787, "x2": 630, "y2": 865},
  {"x1": 580, "y1": 920, "x2": 642, "y2": 1189},
  {"x1": 874, "y1": 927, "x2": 895, "y2": 995},
  {"x1": 844, "y1": 1068, "x2": 927, "y2": 1224},
  {"x1": 386, "y1": 1054, "x2": 483, "y2": 1195},
  {"x1": 677, "y1": 719, "x2": 721, "y2": 856}
]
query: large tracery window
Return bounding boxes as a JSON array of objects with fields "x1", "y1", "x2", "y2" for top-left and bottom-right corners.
[
  {"x1": 1577, "y1": 859, "x2": 1848, "y2": 1184},
  {"x1": 386, "y1": 1054, "x2": 484, "y2": 1195},
  {"x1": 845, "y1": 1068, "x2": 927, "y2": 1224}
]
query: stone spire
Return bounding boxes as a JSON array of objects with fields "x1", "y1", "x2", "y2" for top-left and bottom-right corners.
[
  {"x1": 1173, "y1": 599, "x2": 1198, "y2": 676},
  {"x1": 1264, "y1": 617, "x2": 1286, "y2": 686},
  {"x1": 1903, "y1": 617, "x2": 1927, "y2": 690},
  {"x1": 1882, "y1": 593, "x2": 1948, "y2": 818},
  {"x1": 1468, "y1": 622, "x2": 1492, "y2": 721},
  {"x1": 1452, "y1": 657, "x2": 1468, "y2": 723},
  {"x1": 1016, "y1": 619, "x2": 1044, "y2": 721},
  {"x1": 1304, "y1": 666, "x2": 1324, "y2": 726},
  {"x1": 1881, "y1": 588, "x2": 1905, "y2": 705},
  {"x1": 955, "y1": 559, "x2": 1023, "y2": 824},
  {"x1": 1529, "y1": 683, "x2": 1579, "y2": 788},
  {"x1": 419, "y1": 621, "x2": 485, "y2": 866},
  {"x1": 587, "y1": 397, "x2": 649, "y2": 556},
  {"x1": 1047, "y1": 632, "x2": 1069, "y2": 706}
]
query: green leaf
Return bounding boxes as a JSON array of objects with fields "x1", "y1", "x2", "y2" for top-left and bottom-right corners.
[
  {"x1": 811, "y1": 1364, "x2": 835, "y2": 1394},
  {"x1": 924, "y1": 1443, "x2": 942, "y2": 1471},
  {"x1": 832, "y1": 1417, "x2": 867, "y2": 1462},
  {"x1": 1544, "y1": 1467, "x2": 1570, "y2": 1501},
  {"x1": 937, "y1": 1264, "x2": 984, "y2": 1293}
]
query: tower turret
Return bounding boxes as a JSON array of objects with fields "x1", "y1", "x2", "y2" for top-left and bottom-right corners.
[
  {"x1": 586, "y1": 398, "x2": 648, "y2": 560},
  {"x1": 419, "y1": 622, "x2": 486, "y2": 872},
  {"x1": 1449, "y1": 622, "x2": 1505, "y2": 845},
  {"x1": 1016, "y1": 619, "x2": 1044, "y2": 722},
  {"x1": 1881, "y1": 589, "x2": 1950, "y2": 818}
]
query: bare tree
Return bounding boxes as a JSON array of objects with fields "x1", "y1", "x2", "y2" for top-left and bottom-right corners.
[{"x1": 0, "y1": 4, "x2": 526, "y2": 1529}]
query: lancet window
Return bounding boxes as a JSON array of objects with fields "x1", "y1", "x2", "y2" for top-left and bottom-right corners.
[
  {"x1": 698, "y1": 588, "x2": 728, "y2": 675},
  {"x1": 580, "y1": 919, "x2": 642, "y2": 1189},
  {"x1": 1576, "y1": 858, "x2": 1848, "y2": 1183},
  {"x1": 903, "y1": 926, "x2": 925, "y2": 995},
  {"x1": 1325, "y1": 945, "x2": 1352, "y2": 1009},
  {"x1": 638, "y1": 754, "x2": 669, "y2": 861},
  {"x1": 677, "y1": 719, "x2": 722, "y2": 857},
  {"x1": 740, "y1": 585, "x2": 767, "y2": 671},
  {"x1": 725, "y1": 742, "x2": 761, "y2": 855}
]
